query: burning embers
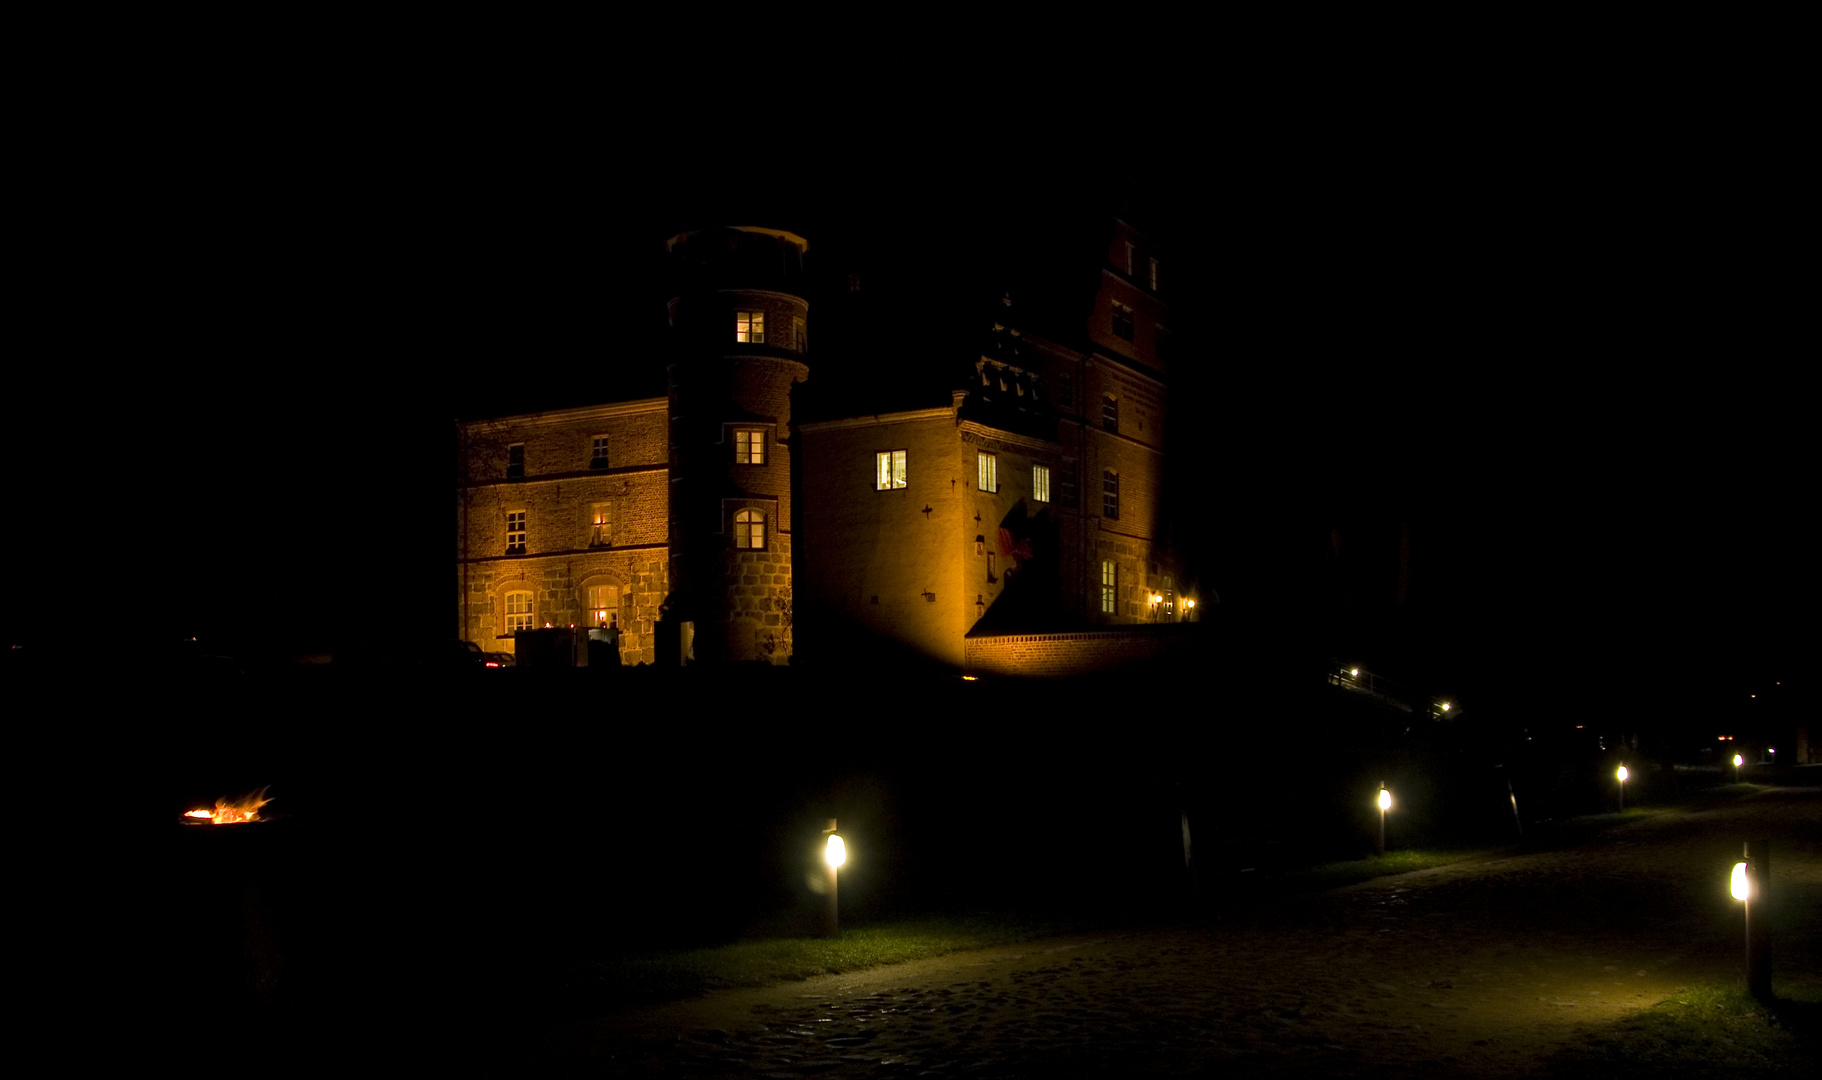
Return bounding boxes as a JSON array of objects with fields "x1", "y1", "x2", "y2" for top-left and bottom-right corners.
[{"x1": 183, "y1": 786, "x2": 273, "y2": 825}]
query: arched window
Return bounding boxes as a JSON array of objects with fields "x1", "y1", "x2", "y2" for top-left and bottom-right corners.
[
  {"x1": 504, "y1": 591, "x2": 535, "y2": 634},
  {"x1": 734, "y1": 509, "x2": 766, "y2": 550}
]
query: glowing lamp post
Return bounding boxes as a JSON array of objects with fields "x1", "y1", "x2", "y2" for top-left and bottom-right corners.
[
  {"x1": 1733, "y1": 841, "x2": 1772, "y2": 999},
  {"x1": 1733, "y1": 753, "x2": 1744, "y2": 783},
  {"x1": 1375, "y1": 783, "x2": 1392, "y2": 857},
  {"x1": 822, "y1": 818, "x2": 845, "y2": 938},
  {"x1": 1616, "y1": 765, "x2": 1629, "y2": 811}
]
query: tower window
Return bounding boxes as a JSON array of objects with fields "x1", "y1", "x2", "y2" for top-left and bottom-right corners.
[
  {"x1": 1102, "y1": 471, "x2": 1119, "y2": 520},
  {"x1": 736, "y1": 311, "x2": 765, "y2": 343},
  {"x1": 734, "y1": 508, "x2": 766, "y2": 550},
  {"x1": 1033, "y1": 464, "x2": 1050, "y2": 503},
  {"x1": 977, "y1": 452, "x2": 997, "y2": 494},
  {"x1": 875, "y1": 450, "x2": 907, "y2": 490},
  {"x1": 591, "y1": 437, "x2": 610, "y2": 470},
  {"x1": 792, "y1": 315, "x2": 806, "y2": 353},
  {"x1": 506, "y1": 510, "x2": 526, "y2": 554},
  {"x1": 735, "y1": 429, "x2": 766, "y2": 465}
]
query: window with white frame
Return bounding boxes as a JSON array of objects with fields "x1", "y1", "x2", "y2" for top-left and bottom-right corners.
[
  {"x1": 977, "y1": 451, "x2": 997, "y2": 493},
  {"x1": 734, "y1": 429, "x2": 766, "y2": 465},
  {"x1": 590, "y1": 503, "x2": 613, "y2": 547},
  {"x1": 1033, "y1": 464, "x2": 1050, "y2": 503},
  {"x1": 1101, "y1": 561, "x2": 1116, "y2": 614},
  {"x1": 586, "y1": 584, "x2": 619, "y2": 628},
  {"x1": 1103, "y1": 471, "x2": 1119, "y2": 520},
  {"x1": 506, "y1": 511, "x2": 526, "y2": 554},
  {"x1": 736, "y1": 311, "x2": 765, "y2": 343},
  {"x1": 875, "y1": 450, "x2": 906, "y2": 490},
  {"x1": 591, "y1": 437, "x2": 610, "y2": 470},
  {"x1": 734, "y1": 508, "x2": 766, "y2": 550},
  {"x1": 506, "y1": 591, "x2": 534, "y2": 633}
]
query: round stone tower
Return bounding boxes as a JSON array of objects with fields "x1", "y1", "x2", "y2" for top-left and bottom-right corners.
[{"x1": 663, "y1": 226, "x2": 810, "y2": 665}]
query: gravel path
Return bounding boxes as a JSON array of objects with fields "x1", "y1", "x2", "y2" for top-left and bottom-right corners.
[{"x1": 534, "y1": 790, "x2": 1819, "y2": 1077}]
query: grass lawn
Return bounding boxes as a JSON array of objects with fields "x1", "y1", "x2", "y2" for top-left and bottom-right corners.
[{"x1": 1542, "y1": 980, "x2": 1822, "y2": 1078}]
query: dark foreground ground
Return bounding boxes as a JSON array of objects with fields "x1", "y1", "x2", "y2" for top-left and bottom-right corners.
[
  {"x1": 81, "y1": 663, "x2": 1814, "y2": 1072},
  {"x1": 544, "y1": 788, "x2": 1820, "y2": 1077}
]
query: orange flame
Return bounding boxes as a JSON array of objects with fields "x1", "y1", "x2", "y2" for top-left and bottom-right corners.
[{"x1": 185, "y1": 786, "x2": 273, "y2": 824}]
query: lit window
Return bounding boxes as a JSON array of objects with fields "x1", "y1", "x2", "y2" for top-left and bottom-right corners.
[
  {"x1": 1101, "y1": 561, "x2": 1117, "y2": 614},
  {"x1": 1149, "y1": 257, "x2": 1159, "y2": 291},
  {"x1": 734, "y1": 429, "x2": 766, "y2": 465},
  {"x1": 1033, "y1": 465, "x2": 1050, "y2": 503},
  {"x1": 506, "y1": 591, "x2": 534, "y2": 633},
  {"x1": 875, "y1": 450, "x2": 907, "y2": 490},
  {"x1": 590, "y1": 504, "x2": 613, "y2": 546},
  {"x1": 1103, "y1": 471, "x2": 1119, "y2": 520},
  {"x1": 978, "y1": 451, "x2": 997, "y2": 493},
  {"x1": 506, "y1": 511, "x2": 526, "y2": 554},
  {"x1": 506, "y1": 444, "x2": 524, "y2": 479},
  {"x1": 792, "y1": 315, "x2": 806, "y2": 353},
  {"x1": 734, "y1": 508, "x2": 766, "y2": 550},
  {"x1": 591, "y1": 437, "x2": 609, "y2": 470},
  {"x1": 1123, "y1": 241, "x2": 1134, "y2": 275},
  {"x1": 586, "y1": 584, "x2": 619, "y2": 628},
  {"x1": 736, "y1": 311, "x2": 765, "y2": 343},
  {"x1": 1111, "y1": 302, "x2": 1133, "y2": 341},
  {"x1": 1103, "y1": 395, "x2": 1118, "y2": 432}
]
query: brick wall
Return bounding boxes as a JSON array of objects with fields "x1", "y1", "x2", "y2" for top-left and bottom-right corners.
[{"x1": 963, "y1": 628, "x2": 1180, "y2": 679}]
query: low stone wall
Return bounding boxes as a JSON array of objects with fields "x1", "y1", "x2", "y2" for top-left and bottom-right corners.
[{"x1": 963, "y1": 627, "x2": 1184, "y2": 678}]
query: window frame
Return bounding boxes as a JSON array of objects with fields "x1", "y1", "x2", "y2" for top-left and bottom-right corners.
[
  {"x1": 506, "y1": 510, "x2": 527, "y2": 555},
  {"x1": 1102, "y1": 471, "x2": 1119, "y2": 520},
  {"x1": 734, "y1": 428, "x2": 767, "y2": 465},
  {"x1": 1033, "y1": 464, "x2": 1050, "y2": 503},
  {"x1": 590, "y1": 436, "x2": 610, "y2": 470},
  {"x1": 590, "y1": 503, "x2": 613, "y2": 547},
  {"x1": 1100, "y1": 561, "x2": 1117, "y2": 615},
  {"x1": 733, "y1": 508, "x2": 766, "y2": 550},
  {"x1": 586, "y1": 584, "x2": 619, "y2": 628},
  {"x1": 735, "y1": 310, "x2": 765, "y2": 343},
  {"x1": 875, "y1": 449, "x2": 907, "y2": 490},
  {"x1": 505, "y1": 590, "x2": 534, "y2": 634},
  {"x1": 1111, "y1": 302, "x2": 1134, "y2": 341},
  {"x1": 977, "y1": 451, "x2": 998, "y2": 494},
  {"x1": 506, "y1": 443, "x2": 525, "y2": 480},
  {"x1": 1102, "y1": 395, "x2": 1119, "y2": 433}
]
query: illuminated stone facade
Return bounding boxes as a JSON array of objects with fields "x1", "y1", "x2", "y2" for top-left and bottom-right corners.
[{"x1": 455, "y1": 213, "x2": 1189, "y2": 673}]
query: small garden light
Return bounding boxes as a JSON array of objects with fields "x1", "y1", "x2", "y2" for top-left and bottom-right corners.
[
  {"x1": 1616, "y1": 764, "x2": 1629, "y2": 811},
  {"x1": 821, "y1": 819, "x2": 844, "y2": 938},
  {"x1": 1375, "y1": 783, "x2": 1392, "y2": 857},
  {"x1": 1733, "y1": 753, "x2": 1743, "y2": 782},
  {"x1": 1732, "y1": 843, "x2": 1771, "y2": 998}
]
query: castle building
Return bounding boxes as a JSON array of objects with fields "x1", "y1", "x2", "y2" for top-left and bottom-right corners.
[{"x1": 456, "y1": 208, "x2": 1193, "y2": 673}]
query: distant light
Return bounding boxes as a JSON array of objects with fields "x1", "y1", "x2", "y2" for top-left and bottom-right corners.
[
  {"x1": 1350, "y1": 668, "x2": 1359, "y2": 678},
  {"x1": 1733, "y1": 754, "x2": 1743, "y2": 767},
  {"x1": 1440, "y1": 702, "x2": 1451, "y2": 712},
  {"x1": 1378, "y1": 788, "x2": 1392, "y2": 812},
  {"x1": 1617, "y1": 766, "x2": 1629, "y2": 782},
  {"x1": 961, "y1": 674, "x2": 978, "y2": 681},
  {"x1": 1150, "y1": 593, "x2": 1163, "y2": 604},
  {"x1": 1185, "y1": 599, "x2": 1196, "y2": 609},
  {"x1": 825, "y1": 833, "x2": 847, "y2": 868},
  {"x1": 1769, "y1": 747, "x2": 1776, "y2": 755},
  {"x1": 1732, "y1": 861, "x2": 1751, "y2": 902}
]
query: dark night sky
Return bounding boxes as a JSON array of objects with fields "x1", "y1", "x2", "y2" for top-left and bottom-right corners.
[{"x1": 6, "y1": 52, "x2": 1810, "y2": 725}]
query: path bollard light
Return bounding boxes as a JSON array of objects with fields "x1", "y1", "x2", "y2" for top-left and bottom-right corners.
[
  {"x1": 1616, "y1": 765, "x2": 1629, "y2": 811},
  {"x1": 822, "y1": 819, "x2": 844, "y2": 938},
  {"x1": 1375, "y1": 783, "x2": 1392, "y2": 857},
  {"x1": 1732, "y1": 844, "x2": 1771, "y2": 998},
  {"x1": 1733, "y1": 753, "x2": 1743, "y2": 783}
]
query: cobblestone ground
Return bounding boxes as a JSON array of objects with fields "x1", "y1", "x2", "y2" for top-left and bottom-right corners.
[{"x1": 535, "y1": 790, "x2": 1819, "y2": 1078}]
